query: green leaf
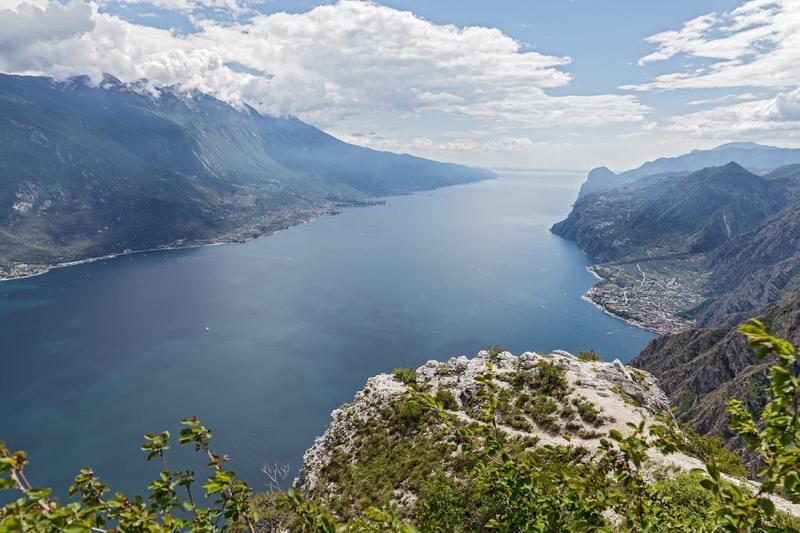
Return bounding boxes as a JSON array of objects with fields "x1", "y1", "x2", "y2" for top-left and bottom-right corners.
[{"x1": 757, "y1": 498, "x2": 776, "y2": 517}]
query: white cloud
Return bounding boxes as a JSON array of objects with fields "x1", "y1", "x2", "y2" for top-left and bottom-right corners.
[
  {"x1": 440, "y1": 137, "x2": 541, "y2": 152},
  {"x1": 668, "y1": 85, "x2": 800, "y2": 138},
  {"x1": 625, "y1": 0, "x2": 800, "y2": 91},
  {"x1": 0, "y1": 0, "x2": 648, "y2": 128},
  {"x1": 111, "y1": 0, "x2": 250, "y2": 14},
  {"x1": 0, "y1": 1, "x2": 95, "y2": 51},
  {"x1": 687, "y1": 92, "x2": 757, "y2": 105},
  {"x1": 637, "y1": 12, "x2": 721, "y2": 66}
]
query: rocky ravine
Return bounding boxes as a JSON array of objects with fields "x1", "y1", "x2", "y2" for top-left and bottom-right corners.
[{"x1": 295, "y1": 349, "x2": 787, "y2": 521}]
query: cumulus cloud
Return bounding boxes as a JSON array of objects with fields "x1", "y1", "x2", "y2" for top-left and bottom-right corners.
[
  {"x1": 668, "y1": 85, "x2": 800, "y2": 138},
  {"x1": 625, "y1": 0, "x2": 800, "y2": 91},
  {"x1": 0, "y1": 1, "x2": 95, "y2": 52},
  {"x1": 0, "y1": 0, "x2": 648, "y2": 128},
  {"x1": 109, "y1": 0, "x2": 250, "y2": 14}
]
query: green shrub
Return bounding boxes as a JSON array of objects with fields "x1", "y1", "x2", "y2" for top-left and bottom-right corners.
[
  {"x1": 578, "y1": 350, "x2": 601, "y2": 362},
  {"x1": 611, "y1": 384, "x2": 642, "y2": 407},
  {"x1": 434, "y1": 388, "x2": 458, "y2": 410},
  {"x1": 679, "y1": 425, "x2": 748, "y2": 478},
  {"x1": 525, "y1": 394, "x2": 559, "y2": 432},
  {"x1": 392, "y1": 367, "x2": 417, "y2": 386},
  {"x1": 573, "y1": 397, "x2": 604, "y2": 426},
  {"x1": 487, "y1": 345, "x2": 505, "y2": 359},
  {"x1": 531, "y1": 360, "x2": 569, "y2": 398},
  {"x1": 394, "y1": 395, "x2": 426, "y2": 424}
]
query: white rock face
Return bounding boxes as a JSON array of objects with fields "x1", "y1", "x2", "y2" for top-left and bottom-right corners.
[
  {"x1": 295, "y1": 350, "x2": 675, "y2": 495},
  {"x1": 296, "y1": 373, "x2": 407, "y2": 493}
]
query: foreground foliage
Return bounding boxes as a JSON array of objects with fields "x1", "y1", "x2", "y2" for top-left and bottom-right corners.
[{"x1": 2, "y1": 321, "x2": 799, "y2": 531}]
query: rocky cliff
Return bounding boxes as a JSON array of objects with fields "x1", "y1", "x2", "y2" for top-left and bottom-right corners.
[{"x1": 294, "y1": 349, "x2": 704, "y2": 521}]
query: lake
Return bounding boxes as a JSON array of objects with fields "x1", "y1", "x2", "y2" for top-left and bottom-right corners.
[{"x1": 0, "y1": 171, "x2": 654, "y2": 498}]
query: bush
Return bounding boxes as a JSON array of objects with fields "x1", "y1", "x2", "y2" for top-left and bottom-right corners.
[
  {"x1": 679, "y1": 424, "x2": 748, "y2": 478},
  {"x1": 392, "y1": 367, "x2": 417, "y2": 386},
  {"x1": 578, "y1": 350, "x2": 601, "y2": 362},
  {"x1": 531, "y1": 360, "x2": 569, "y2": 398},
  {"x1": 574, "y1": 398, "x2": 604, "y2": 426},
  {"x1": 434, "y1": 388, "x2": 458, "y2": 410},
  {"x1": 487, "y1": 345, "x2": 505, "y2": 359}
]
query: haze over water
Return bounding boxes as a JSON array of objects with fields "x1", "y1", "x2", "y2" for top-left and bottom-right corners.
[{"x1": 0, "y1": 172, "x2": 653, "y2": 497}]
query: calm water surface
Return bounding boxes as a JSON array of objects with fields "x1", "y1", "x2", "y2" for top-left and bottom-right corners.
[{"x1": 0, "y1": 172, "x2": 653, "y2": 498}]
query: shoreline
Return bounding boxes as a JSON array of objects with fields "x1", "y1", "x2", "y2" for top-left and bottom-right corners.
[
  {"x1": 0, "y1": 196, "x2": 400, "y2": 284},
  {"x1": 0, "y1": 209, "x2": 341, "y2": 284},
  {"x1": 583, "y1": 265, "x2": 656, "y2": 333},
  {"x1": 580, "y1": 292, "x2": 660, "y2": 335},
  {"x1": 0, "y1": 241, "x2": 232, "y2": 284}
]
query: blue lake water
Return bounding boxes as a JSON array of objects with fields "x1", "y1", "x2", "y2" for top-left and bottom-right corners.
[{"x1": 0, "y1": 172, "x2": 653, "y2": 499}]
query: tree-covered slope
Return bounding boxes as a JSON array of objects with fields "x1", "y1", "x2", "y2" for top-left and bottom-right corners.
[{"x1": 0, "y1": 73, "x2": 494, "y2": 278}]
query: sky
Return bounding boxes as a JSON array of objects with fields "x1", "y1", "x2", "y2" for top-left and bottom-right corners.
[{"x1": 1, "y1": 0, "x2": 799, "y2": 171}]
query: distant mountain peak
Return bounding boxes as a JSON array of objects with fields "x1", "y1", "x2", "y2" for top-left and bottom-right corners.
[
  {"x1": 718, "y1": 161, "x2": 748, "y2": 172},
  {"x1": 586, "y1": 166, "x2": 617, "y2": 181},
  {"x1": 711, "y1": 141, "x2": 767, "y2": 151}
]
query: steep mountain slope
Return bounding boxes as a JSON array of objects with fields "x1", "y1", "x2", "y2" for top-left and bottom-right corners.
[
  {"x1": 695, "y1": 201, "x2": 800, "y2": 326},
  {"x1": 632, "y1": 297, "x2": 800, "y2": 462},
  {"x1": 0, "y1": 73, "x2": 493, "y2": 278},
  {"x1": 577, "y1": 142, "x2": 800, "y2": 199},
  {"x1": 553, "y1": 163, "x2": 787, "y2": 262}
]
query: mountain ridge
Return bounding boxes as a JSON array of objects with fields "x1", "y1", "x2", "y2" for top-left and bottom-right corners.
[
  {"x1": 0, "y1": 73, "x2": 494, "y2": 279},
  {"x1": 577, "y1": 142, "x2": 800, "y2": 200}
]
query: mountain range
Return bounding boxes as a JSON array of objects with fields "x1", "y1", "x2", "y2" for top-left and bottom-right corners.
[
  {"x1": 552, "y1": 148, "x2": 800, "y2": 333},
  {"x1": 0, "y1": 73, "x2": 493, "y2": 279},
  {"x1": 577, "y1": 142, "x2": 800, "y2": 199}
]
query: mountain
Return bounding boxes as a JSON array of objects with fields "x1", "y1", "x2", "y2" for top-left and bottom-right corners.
[
  {"x1": 551, "y1": 162, "x2": 800, "y2": 333},
  {"x1": 695, "y1": 199, "x2": 800, "y2": 326},
  {"x1": 552, "y1": 163, "x2": 788, "y2": 262},
  {"x1": 632, "y1": 297, "x2": 800, "y2": 466},
  {"x1": 0, "y1": 73, "x2": 494, "y2": 279},
  {"x1": 577, "y1": 142, "x2": 800, "y2": 200}
]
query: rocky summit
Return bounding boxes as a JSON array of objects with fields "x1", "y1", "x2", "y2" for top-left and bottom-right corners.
[{"x1": 295, "y1": 349, "x2": 703, "y2": 519}]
